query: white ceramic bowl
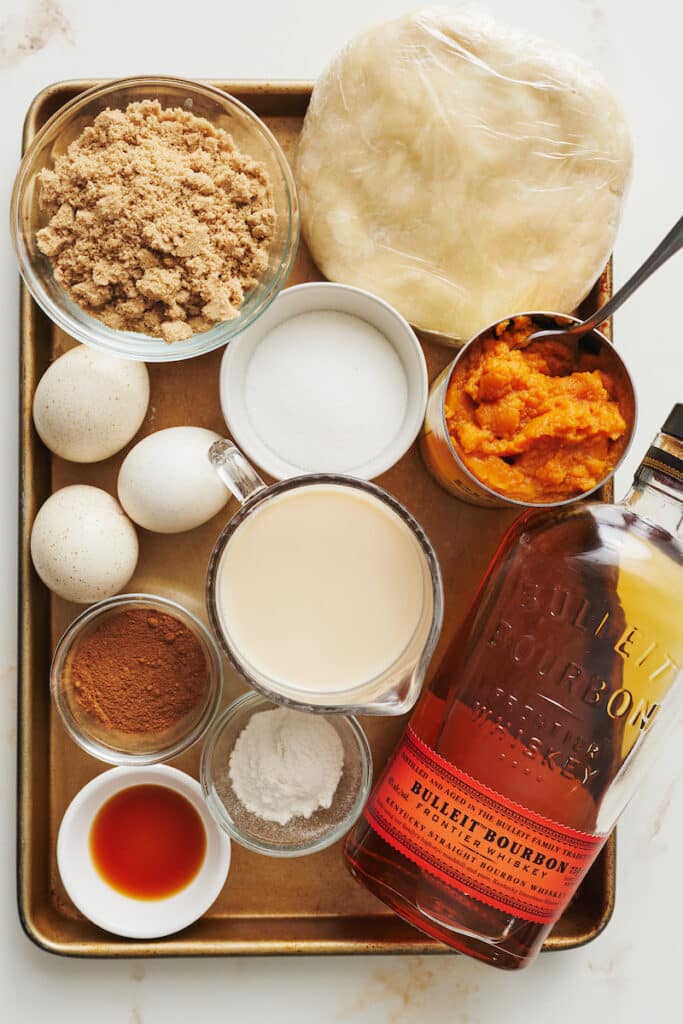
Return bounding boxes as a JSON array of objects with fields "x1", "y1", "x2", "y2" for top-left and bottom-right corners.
[
  {"x1": 219, "y1": 282, "x2": 428, "y2": 480},
  {"x1": 57, "y1": 765, "x2": 231, "y2": 939}
]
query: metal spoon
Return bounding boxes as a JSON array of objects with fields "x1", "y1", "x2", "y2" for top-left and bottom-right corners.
[{"x1": 524, "y1": 214, "x2": 683, "y2": 346}]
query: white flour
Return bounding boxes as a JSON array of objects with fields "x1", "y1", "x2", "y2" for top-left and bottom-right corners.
[
  {"x1": 229, "y1": 706, "x2": 345, "y2": 825},
  {"x1": 244, "y1": 310, "x2": 408, "y2": 472}
]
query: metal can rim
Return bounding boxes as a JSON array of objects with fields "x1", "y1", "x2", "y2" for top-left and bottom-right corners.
[{"x1": 436, "y1": 310, "x2": 638, "y2": 510}]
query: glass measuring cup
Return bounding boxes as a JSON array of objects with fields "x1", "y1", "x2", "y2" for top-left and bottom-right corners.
[{"x1": 205, "y1": 441, "x2": 443, "y2": 715}]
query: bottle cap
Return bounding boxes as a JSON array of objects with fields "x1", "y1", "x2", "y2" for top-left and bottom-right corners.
[{"x1": 662, "y1": 404, "x2": 683, "y2": 442}]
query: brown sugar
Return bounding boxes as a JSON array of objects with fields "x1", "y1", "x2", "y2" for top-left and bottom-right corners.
[
  {"x1": 36, "y1": 100, "x2": 276, "y2": 343},
  {"x1": 68, "y1": 607, "x2": 209, "y2": 734}
]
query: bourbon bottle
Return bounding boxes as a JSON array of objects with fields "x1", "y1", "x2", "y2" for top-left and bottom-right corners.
[{"x1": 345, "y1": 406, "x2": 683, "y2": 970}]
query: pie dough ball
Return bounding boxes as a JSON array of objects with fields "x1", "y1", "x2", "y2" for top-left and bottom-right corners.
[
  {"x1": 33, "y1": 345, "x2": 150, "y2": 462},
  {"x1": 297, "y1": 10, "x2": 633, "y2": 342},
  {"x1": 30, "y1": 485, "x2": 138, "y2": 603}
]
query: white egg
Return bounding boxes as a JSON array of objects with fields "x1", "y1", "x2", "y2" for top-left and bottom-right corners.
[
  {"x1": 30, "y1": 485, "x2": 139, "y2": 604},
  {"x1": 33, "y1": 345, "x2": 150, "y2": 463},
  {"x1": 117, "y1": 427, "x2": 229, "y2": 534}
]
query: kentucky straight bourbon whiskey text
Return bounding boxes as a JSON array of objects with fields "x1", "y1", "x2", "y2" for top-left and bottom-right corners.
[{"x1": 345, "y1": 408, "x2": 683, "y2": 969}]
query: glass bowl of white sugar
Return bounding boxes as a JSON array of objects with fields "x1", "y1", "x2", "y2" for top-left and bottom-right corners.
[{"x1": 200, "y1": 692, "x2": 373, "y2": 857}]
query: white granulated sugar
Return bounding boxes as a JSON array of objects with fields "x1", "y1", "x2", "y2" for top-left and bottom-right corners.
[
  {"x1": 244, "y1": 310, "x2": 408, "y2": 472},
  {"x1": 228, "y1": 706, "x2": 345, "y2": 826}
]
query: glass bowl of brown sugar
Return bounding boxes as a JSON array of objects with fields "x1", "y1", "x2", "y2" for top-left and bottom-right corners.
[
  {"x1": 50, "y1": 593, "x2": 223, "y2": 765},
  {"x1": 11, "y1": 76, "x2": 299, "y2": 362}
]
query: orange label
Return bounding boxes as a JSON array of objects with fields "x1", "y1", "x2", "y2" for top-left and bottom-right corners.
[{"x1": 364, "y1": 727, "x2": 605, "y2": 925}]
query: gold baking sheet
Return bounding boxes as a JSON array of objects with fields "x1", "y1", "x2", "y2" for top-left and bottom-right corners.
[{"x1": 17, "y1": 80, "x2": 616, "y2": 957}]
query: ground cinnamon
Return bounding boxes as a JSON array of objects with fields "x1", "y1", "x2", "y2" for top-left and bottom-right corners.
[{"x1": 68, "y1": 607, "x2": 209, "y2": 734}]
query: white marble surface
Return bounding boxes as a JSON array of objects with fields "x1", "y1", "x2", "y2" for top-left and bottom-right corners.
[{"x1": 2, "y1": 1, "x2": 681, "y2": 1020}]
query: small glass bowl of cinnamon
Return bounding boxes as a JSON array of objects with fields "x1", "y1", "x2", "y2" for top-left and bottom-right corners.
[{"x1": 50, "y1": 593, "x2": 223, "y2": 765}]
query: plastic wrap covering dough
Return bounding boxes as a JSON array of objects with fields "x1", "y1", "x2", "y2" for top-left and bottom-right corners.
[{"x1": 296, "y1": 10, "x2": 633, "y2": 343}]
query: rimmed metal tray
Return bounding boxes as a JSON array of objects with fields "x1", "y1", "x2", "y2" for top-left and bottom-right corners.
[{"x1": 18, "y1": 79, "x2": 616, "y2": 957}]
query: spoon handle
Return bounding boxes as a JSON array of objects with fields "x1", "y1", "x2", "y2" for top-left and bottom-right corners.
[{"x1": 566, "y1": 213, "x2": 683, "y2": 337}]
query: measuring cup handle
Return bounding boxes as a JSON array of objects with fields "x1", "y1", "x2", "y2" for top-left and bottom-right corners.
[{"x1": 209, "y1": 439, "x2": 266, "y2": 504}]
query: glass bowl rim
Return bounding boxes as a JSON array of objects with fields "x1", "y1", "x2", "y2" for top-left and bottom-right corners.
[
  {"x1": 10, "y1": 74, "x2": 300, "y2": 363},
  {"x1": 50, "y1": 592, "x2": 224, "y2": 766},
  {"x1": 200, "y1": 690, "x2": 373, "y2": 857}
]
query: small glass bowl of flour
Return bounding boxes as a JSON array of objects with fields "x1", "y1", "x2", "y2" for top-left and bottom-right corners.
[{"x1": 200, "y1": 692, "x2": 372, "y2": 856}]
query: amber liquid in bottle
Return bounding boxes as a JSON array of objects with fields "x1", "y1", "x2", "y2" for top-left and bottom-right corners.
[{"x1": 345, "y1": 430, "x2": 683, "y2": 970}]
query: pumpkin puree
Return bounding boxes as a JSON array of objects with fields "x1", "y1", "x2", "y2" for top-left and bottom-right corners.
[{"x1": 445, "y1": 317, "x2": 629, "y2": 503}]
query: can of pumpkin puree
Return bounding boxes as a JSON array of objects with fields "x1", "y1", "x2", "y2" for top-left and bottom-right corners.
[{"x1": 420, "y1": 311, "x2": 636, "y2": 509}]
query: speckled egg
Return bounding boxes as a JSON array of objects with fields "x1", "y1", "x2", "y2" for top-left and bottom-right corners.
[
  {"x1": 33, "y1": 345, "x2": 150, "y2": 463},
  {"x1": 117, "y1": 427, "x2": 229, "y2": 534},
  {"x1": 30, "y1": 485, "x2": 139, "y2": 603}
]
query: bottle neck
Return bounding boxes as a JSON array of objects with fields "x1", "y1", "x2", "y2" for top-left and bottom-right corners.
[{"x1": 621, "y1": 432, "x2": 683, "y2": 538}]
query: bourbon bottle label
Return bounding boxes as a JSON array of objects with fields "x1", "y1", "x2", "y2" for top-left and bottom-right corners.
[{"x1": 364, "y1": 727, "x2": 605, "y2": 925}]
